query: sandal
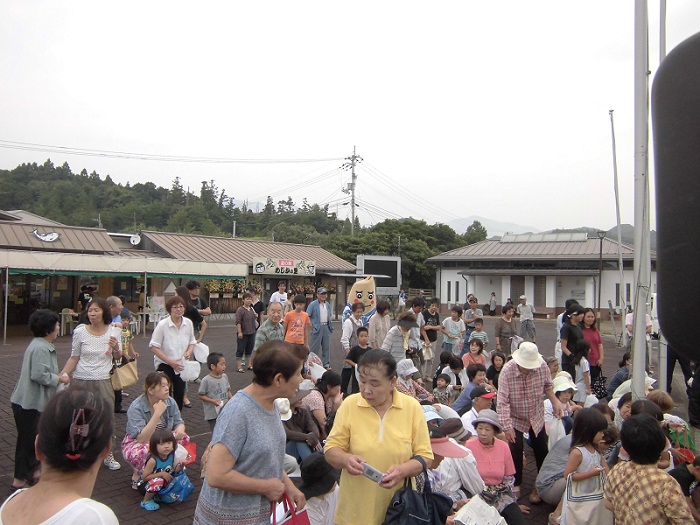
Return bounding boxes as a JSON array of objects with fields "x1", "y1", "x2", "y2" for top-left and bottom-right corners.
[
  {"x1": 131, "y1": 479, "x2": 140, "y2": 490},
  {"x1": 247, "y1": 366, "x2": 253, "y2": 370},
  {"x1": 237, "y1": 368, "x2": 245, "y2": 373},
  {"x1": 140, "y1": 500, "x2": 160, "y2": 511}
]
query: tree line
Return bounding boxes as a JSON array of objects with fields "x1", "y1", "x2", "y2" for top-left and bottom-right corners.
[{"x1": 0, "y1": 160, "x2": 488, "y2": 287}]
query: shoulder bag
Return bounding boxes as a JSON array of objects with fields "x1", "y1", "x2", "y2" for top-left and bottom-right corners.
[
  {"x1": 382, "y1": 456, "x2": 453, "y2": 525},
  {"x1": 110, "y1": 356, "x2": 138, "y2": 391}
]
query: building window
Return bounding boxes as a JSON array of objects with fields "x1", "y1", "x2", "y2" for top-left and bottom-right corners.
[
  {"x1": 447, "y1": 281, "x2": 451, "y2": 302},
  {"x1": 455, "y1": 281, "x2": 459, "y2": 304},
  {"x1": 615, "y1": 283, "x2": 633, "y2": 308}
]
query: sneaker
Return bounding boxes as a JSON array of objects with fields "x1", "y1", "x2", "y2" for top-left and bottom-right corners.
[{"x1": 104, "y1": 453, "x2": 121, "y2": 470}]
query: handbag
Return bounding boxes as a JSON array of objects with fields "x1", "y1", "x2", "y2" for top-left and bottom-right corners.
[
  {"x1": 110, "y1": 357, "x2": 138, "y2": 391},
  {"x1": 673, "y1": 430, "x2": 696, "y2": 464},
  {"x1": 562, "y1": 472, "x2": 613, "y2": 525},
  {"x1": 382, "y1": 457, "x2": 453, "y2": 525},
  {"x1": 271, "y1": 493, "x2": 311, "y2": 525},
  {"x1": 156, "y1": 468, "x2": 195, "y2": 504},
  {"x1": 592, "y1": 375, "x2": 608, "y2": 399}
]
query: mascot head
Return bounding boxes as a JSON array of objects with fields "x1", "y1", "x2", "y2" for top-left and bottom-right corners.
[{"x1": 348, "y1": 276, "x2": 376, "y2": 309}]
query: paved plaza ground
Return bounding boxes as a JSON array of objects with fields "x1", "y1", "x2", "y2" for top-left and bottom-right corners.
[{"x1": 0, "y1": 315, "x2": 689, "y2": 524}]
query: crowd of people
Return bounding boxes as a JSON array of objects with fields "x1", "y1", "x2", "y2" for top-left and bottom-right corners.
[{"x1": 6, "y1": 286, "x2": 700, "y2": 525}]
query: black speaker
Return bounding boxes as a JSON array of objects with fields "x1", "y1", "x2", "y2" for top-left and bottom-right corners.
[{"x1": 652, "y1": 31, "x2": 700, "y2": 362}]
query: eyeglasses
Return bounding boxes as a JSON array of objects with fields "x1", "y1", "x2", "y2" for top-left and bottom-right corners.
[{"x1": 172, "y1": 305, "x2": 185, "y2": 310}]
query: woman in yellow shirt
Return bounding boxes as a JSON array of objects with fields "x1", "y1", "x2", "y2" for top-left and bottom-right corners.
[{"x1": 325, "y1": 349, "x2": 433, "y2": 525}]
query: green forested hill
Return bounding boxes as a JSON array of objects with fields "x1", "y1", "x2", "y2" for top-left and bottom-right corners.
[{"x1": 0, "y1": 160, "x2": 485, "y2": 287}]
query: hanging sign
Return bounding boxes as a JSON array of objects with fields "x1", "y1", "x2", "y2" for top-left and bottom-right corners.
[{"x1": 253, "y1": 257, "x2": 316, "y2": 276}]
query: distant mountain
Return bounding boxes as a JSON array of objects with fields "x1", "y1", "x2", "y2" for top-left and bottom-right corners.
[
  {"x1": 449, "y1": 216, "x2": 541, "y2": 238},
  {"x1": 606, "y1": 224, "x2": 657, "y2": 252}
]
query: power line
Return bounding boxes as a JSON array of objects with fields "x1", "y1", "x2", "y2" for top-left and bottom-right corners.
[{"x1": 0, "y1": 139, "x2": 343, "y2": 164}]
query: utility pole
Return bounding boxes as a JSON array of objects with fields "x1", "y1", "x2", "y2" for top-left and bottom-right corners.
[{"x1": 341, "y1": 146, "x2": 362, "y2": 236}]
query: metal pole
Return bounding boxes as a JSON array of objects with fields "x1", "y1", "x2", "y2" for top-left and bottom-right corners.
[
  {"x1": 631, "y1": 0, "x2": 651, "y2": 401},
  {"x1": 657, "y1": 0, "x2": 668, "y2": 391},
  {"x1": 3, "y1": 267, "x2": 8, "y2": 346},
  {"x1": 609, "y1": 110, "x2": 627, "y2": 341},
  {"x1": 597, "y1": 233, "x2": 604, "y2": 316}
]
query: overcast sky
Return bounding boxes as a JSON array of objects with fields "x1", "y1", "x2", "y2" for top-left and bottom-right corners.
[{"x1": 1, "y1": 1, "x2": 699, "y2": 234}]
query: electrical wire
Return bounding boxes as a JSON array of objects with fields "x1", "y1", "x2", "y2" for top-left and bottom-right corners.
[{"x1": 0, "y1": 139, "x2": 343, "y2": 164}]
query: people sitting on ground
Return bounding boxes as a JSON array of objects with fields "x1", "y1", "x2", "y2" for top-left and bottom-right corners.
[
  {"x1": 544, "y1": 374, "x2": 581, "y2": 435},
  {"x1": 441, "y1": 356, "x2": 468, "y2": 402},
  {"x1": 300, "y1": 370, "x2": 342, "y2": 442},
  {"x1": 452, "y1": 363, "x2": 488, "y2": 416},
  {"x1": 462, "y1": 338, "x2": 487, "y2": 368},
  {"x1": 669, "y1": 456, "x2": 700, "y2": 524},
  {"x1": 297, "y1": 452, "x2": 340, "y2": 525},
  {"x1": 122, "y1": 372, "x2": 189, "y2": 489},
  {"x1": 460, "y1": 384, "x2": 496, "y2": 433},
  {"x1": 434, "y1": 418, "x2": 484, "y2": 503},
  {"x1": 603, "y1": 414, "x2": 695, "y2": 524},
  {"x1": 0, "y1": 388, "x2": 118, "y2": 524},
  {"x1": 487, "y1": 351, "x2": 506, "y2": 391},
  {"x1": 464, "y1": 409, "x2": 529, "y2": 525},
  {"x1": 606, "y1": 352, "x2": 631, "y2": 400},
  {"x1": 278, "y1": 389, "x2": 321, "y2": 464},
  {"x1": 139, "y1": 428, "x2": 184, "y2": 512},
  {"x1": 395, "y1": 358, "x2": 433, "y2": 402},
  {"x1": 433, "y1": 373, "x2": 453, "y2": 406}
]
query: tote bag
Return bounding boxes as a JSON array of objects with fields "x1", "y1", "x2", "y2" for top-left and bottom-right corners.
[
  {"x1": 110, "y1": 357, "x2": 138, "y2": 391},
  {"x1": 561, "y1": 472, "x2": 613, "y2": 525}
]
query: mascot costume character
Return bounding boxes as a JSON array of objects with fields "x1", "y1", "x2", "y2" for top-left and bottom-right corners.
[{"x1": 342, "y1": 276, "x2": 377, "y2": 326}]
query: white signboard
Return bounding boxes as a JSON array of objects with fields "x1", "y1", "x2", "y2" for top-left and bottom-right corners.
[{"x1": 253, "y1": 257, "x2": 316, "y2": 276}]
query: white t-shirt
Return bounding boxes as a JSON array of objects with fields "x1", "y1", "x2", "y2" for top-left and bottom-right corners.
[
  {"x1": 573, "y1": 357, "x2": 590, "y2": 403},
  {"x1": 442, "y1": 318, "x2": 465, "y2": 344},
  {"x1": 0, "y1": 490, "x2": 118, "y2": 525},
  {"x1": 269, "y1": 291, "x2": 288, "y2": 309},
  {"x1": 71, "y1": 325, "x2": 121, "y2": 381}
]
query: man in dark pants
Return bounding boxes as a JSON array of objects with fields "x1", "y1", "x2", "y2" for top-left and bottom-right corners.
[
  {"x1": 666, "y1": 342, "x2": 693, "y2": 394},
  {"x1": 497, "y1": 342, "x2": 562, "y2": 505}
]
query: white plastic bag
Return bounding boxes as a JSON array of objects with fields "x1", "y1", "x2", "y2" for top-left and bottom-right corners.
[
  {"x1": 554, "y1": 341, "x2": 562, "y2": 365},
  {"x1": 584, "y1": 394, "x2": 598, "y2": 408},
  {"x1": 308, "y1": 362, "x2": 326, "y2": 381},
  {"x1": 193, "y1": 342, "x2": 210, "y2": 363},
  {"x1": 510, "y1": 335, "x2": 524, "y2": 354},
  {"x1": 179, "y1": 360, "x2": 201, "y2": 382},
  {"x1": 548, "y1": 417, "x2": 567, "y2": 450}
]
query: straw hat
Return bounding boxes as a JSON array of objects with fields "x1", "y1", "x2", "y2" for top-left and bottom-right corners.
[{"x1": 511, "y1": 341, "x2": 545, "y2": 369}]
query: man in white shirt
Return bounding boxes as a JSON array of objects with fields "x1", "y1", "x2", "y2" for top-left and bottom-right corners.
[
  {"x1": 269, "y1": 281, "x2": 289, "y2": 312},
  {"x1": 435, "y1": 418, "x2": 484, "y2": 501},
  {"x1": 461, "y1": 384, "x2": 496, "y2": 432}
]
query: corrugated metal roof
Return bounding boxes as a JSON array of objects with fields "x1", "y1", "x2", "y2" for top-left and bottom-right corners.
[
  {"x1": 6, "y1": 210, "x2": 65, "y2": 226},
  {"x1": 0, "y1": 222, "x2": 119, "y2": 254},
  {"x1": 428, "y1": 237, "x2": 644, "y2": 262},
  {"x1": 142, "y1": 231, "x2": 356, "y2": 273}
]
